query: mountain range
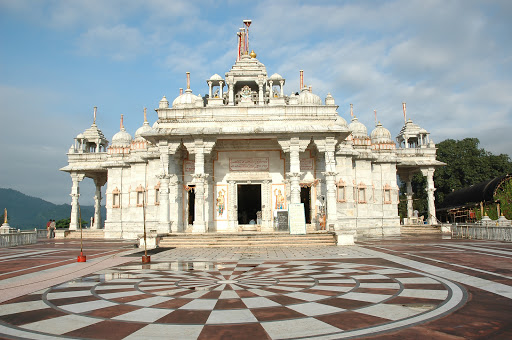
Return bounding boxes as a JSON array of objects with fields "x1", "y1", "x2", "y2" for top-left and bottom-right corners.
[{"x1": 0, "y1": 188, "x2": 104, "y2": 230}]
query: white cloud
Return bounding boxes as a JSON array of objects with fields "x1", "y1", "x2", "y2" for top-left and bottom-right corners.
[{"x1": 76, "y1": 24, "x2": 147, "y2": 60}]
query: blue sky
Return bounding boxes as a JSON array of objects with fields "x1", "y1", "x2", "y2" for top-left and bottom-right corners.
[{"x1": 1, "y1": 0, "x2": 511, "y2": 205}]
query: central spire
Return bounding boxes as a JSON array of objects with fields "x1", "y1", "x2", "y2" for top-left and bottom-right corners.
[{"x1": 237, "y1": 19, "x2": 252, "y2": 60}]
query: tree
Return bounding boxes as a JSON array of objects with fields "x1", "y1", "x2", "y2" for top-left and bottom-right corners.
[
  {"x1": 399, "y1": 138, "x2": 512, "y2": 217},
  {"x1": 55, "y1": 218, "x2": 87, "y2": 229},
  {"x1": 434, "y1": 138, "x2": 512, "y2": 204}
]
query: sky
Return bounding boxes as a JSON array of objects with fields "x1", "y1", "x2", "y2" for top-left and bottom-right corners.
[{"x1": 0, "y1": 0, "x2": 511, "y2": 205}]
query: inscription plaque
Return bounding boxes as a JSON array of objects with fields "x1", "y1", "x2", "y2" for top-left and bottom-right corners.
[
  {"x1": 229, "y1": 157, "x2": 269, "y2": 171},
  {"x1": 288, "y1": 203, "x2": 306, "y2": 235},
  {"x1": 276, "y1": 211, "x2": 289, "y2": 231}
]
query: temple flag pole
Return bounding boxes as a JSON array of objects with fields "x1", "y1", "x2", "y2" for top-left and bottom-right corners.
[
  {"x1": 403, "y1": 102, "x2": 407, "y2": 123},
  {"x1": 374, "y1": 109, "x2": 378, "y2": 127},
  {"x1": 243, "y1": 19, "x2": 251, "y2": 54},
  {"x1": 77, "y1": 203, "x2": 86, "y2": 262}
]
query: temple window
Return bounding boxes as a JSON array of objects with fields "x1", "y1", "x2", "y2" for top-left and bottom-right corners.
[
  {"x1": 384, "y1": 184, "x2": 392, "y2": 204},
  {"x1": 112, "y1": 187, "x2": 120, "y2": 208},
  {"x1": 337, "y1": 179, "x2": 346, "y2": 202},
  {"x1": 357, "y1": 183, "x2": 367, "y2": 203},
  {"x1": 155, "y1": 182, "x2": 161, "y2": 205},
  {"x1": 136, "y1": 185, "x2": 145, "y2": 207}
]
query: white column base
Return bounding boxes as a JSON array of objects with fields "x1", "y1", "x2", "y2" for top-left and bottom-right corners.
[{"x1": 335, "y1": 233, "x2": 355, "y2": 245}]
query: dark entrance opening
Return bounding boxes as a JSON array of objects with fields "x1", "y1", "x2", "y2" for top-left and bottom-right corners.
[
  {"x1": 237, "y1": 184, "x2": 261, "y2": 224},
  {"x1": 301, "y1": 186, "x2": 311, "y2": 223},
  {"x1": 187, "y1": 186, "x2": 195, "y2": 225}
]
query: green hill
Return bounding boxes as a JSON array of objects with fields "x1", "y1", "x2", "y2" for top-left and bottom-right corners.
[{"x1": 0, "y1": 188, "x2": 103, "y2": 230}]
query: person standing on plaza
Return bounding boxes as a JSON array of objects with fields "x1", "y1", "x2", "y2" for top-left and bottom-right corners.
[
  {"x1": 46, "y1": 219, "x2": 52, "y2": 238},
  {"x1": 50, "y1": 219, "x2": 56, "y2": 238}
]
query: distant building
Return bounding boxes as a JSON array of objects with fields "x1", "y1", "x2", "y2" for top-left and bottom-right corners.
[{"x1": 61, "y1": 21, "x2": 444, "y2": 244}]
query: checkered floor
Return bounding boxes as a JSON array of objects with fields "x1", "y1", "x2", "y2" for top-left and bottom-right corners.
[{"x1": 0, "y1": 259, "x2": 466, "y2": 339}]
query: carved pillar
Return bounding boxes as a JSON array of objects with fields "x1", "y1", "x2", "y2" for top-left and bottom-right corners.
[
  {"x1": 279, "y1": 80, "x2": 284, "y2": 97},
  {"x1": 261, "y1": 180, "x2": 271, "y2": 231},
  {"x1": 69, "y1": 172, "x2": 85, "y2": 230},
  {"x1": 208, "y1": 81, "x2": 212, "y2": 98},
  {"x1": 324, "y1": 172, "x2": 337, "y2": 229},
  {"x1": 320, "y1": 137, "x2": 338, "y2": 229},
  {"x1": 258, "y1": 77, "x2": 264, "y2": 105},
  {"x1": 159, "y1": 140, "x2": 169, "y2": 175},
  {"x1": 92, "y1": 175, "x2": 107, "y2": 229},
  {"x1": 288, "y1": 138, "x2": 302, "y2": 204},
  {"x1": 228, "y1": 180, "x2": 237, "y2": 230},
  {"x1": 219, "y1": 81, "x2": 224, "y2": 97},
  {"x1": 157, "y1": 140, "x2": 172, "y2": 231},
  {"x1": 405, "y1": 173, "x2": 414, "y2": 224},
  {"x1": 169, "y1": 176, "x2": 179, "y2": 233},
  {"x1": 158, "y1": 174, "x2": 170, "y2": 229},
  {"x1": 169, "y1": 153, "x2": 182, "y2": 233},
  {"x1": 191, "y1": 139, "x2": 208, "y2": 233},
  {"x1": 228, "y1": 79, "x2": 234, "y2": 105},
  {"x1": 192, "y1": 173, "x2": 207, "y2": 233},
  {"x1": 421, "y1": 167, "x2": 437, "y2": 224}
]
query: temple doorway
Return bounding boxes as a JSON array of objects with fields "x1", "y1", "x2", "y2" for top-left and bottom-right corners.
[
  {"x1": 301, "y1": 186, "x2": 311, "y2": 223},
  {"x1": 237, "y1": 184, "x2": 261, "y2": 224},
  {"x1": 187, "y1": 186, "x2": 195, "y2": 225}
]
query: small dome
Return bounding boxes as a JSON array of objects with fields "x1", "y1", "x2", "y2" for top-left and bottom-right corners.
[
  {"x1": 135, "y1": 108, "x2": 152, "y2": 142},
  {"x1": 112, "y1": 127, "x2": 132, "y2": 147},
  {"x1": 209, "y1": 74, "x2": 222, "y2": 81},
  {"x1": 333, "y1": 115, "x2": 347, "y2": 127},
  {"x1": 298, "y1": 87, "x2": 322, "y2": 105},
  {"x1": 159, "y1": 96, "x2": 169, "y2": 109},
  {"x1": 348, "y1": 117, "x2": 368, "y2": 139},
  {"x1": 172, "y1": 89, "x2": 203, "y2": 109},
  {"x1": 134, "y1": 122, "x2": 151, "y2": 141},
  {"x1": 325, "y1": 93, "x2": 335, "y2": 106},
  {"x1": 371, "y1": 122, "x2": 393, "y2": 144},
  {"x1": 270, "y1": 73, "x2": 283, "y2": 81},
  {"x1": 76, "y1": 133, "x2": 85, "y2": 139}
]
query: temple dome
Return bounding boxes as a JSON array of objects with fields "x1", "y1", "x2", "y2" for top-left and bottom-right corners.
[
  {"x1": 371, "y1": 122, "x2": 393, "y2": 144},
  {"x1": 82, "y1": 123, "x2": 107, "y2": 143},
  {"x1": 348, "y1": 117, "x2": 368, "y2": 139},
  {"x1": 269, "y1": 73, "x2": 283, "y2": 81},
  {"x1": 134, "y1": 121, "x2": 151, "y2": 141},
  {"x1": 112, "y1": 127, "x2": 132, "y2": 147},
  {"x1": 172, "y1": 89, "x2": 204, "y2": 109},
  {"x1": 298, "y1": 87, "x2": 322, "y2": 105},
  {"x1": 209, "y1": 74, "x2": 222, "y2": 81}
]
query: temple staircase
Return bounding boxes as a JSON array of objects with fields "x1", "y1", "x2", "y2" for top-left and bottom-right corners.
[
  {"x1": 158, "y1": 231, "x2": 337, "y2": 248},
  {"x1": 400, "y1": 225, "x2": 442, "y2": 235}
]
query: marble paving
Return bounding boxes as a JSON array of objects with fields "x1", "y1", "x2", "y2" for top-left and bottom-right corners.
[{"x1": 0, "y1": 236, "x2": 511, "y2": 339}]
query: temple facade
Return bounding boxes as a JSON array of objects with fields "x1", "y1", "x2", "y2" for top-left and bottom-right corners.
[{"x1": 61, "y1": 22, "x2": 444, "y2": 244}]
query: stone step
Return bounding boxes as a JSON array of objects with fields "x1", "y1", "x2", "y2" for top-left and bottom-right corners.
[
  {"x1": 401, "y1": 226, "x2": 442, "y2": 234},
  {"x1": 158, "y1": 233, "x2": 337, "y2": 248},
  {"x1": 56, "y1": 230, "x2": 105, "y2": 239}
]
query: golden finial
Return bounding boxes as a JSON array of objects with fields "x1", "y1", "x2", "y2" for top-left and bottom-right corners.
[
  {"x1": 3, "y1": 208, "x2": 7, "y2": 224},
  {"x1": 250, "y1": 50, "x2": 257, "y2": 58}
]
